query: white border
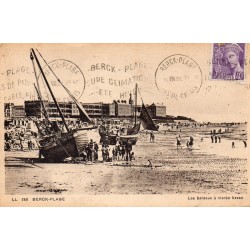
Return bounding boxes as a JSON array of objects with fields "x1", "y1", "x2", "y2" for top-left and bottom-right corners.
[{"x1": 1, "y1": 1, "x2": 249, "y2": 250}]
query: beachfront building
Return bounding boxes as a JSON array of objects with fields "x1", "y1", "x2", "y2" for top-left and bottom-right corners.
[
  {"x1": 6, "y1": 104, "x2": 27, "y2": 126},
  {"x1": 4, "y1": 103, "x2": 14, "y2": 120},
  {"x1": 146, "y1": 103, "x2": 166, "y2": 118},
  {"x1": 113, "y1": 100, "x2": 132, "y2": 117},
  {"x1": 25, "y1": 100, "x2": 47, "y2": 118},
  {"x1": 20, "y1": 100, "x2": 167, "y2": 119}
]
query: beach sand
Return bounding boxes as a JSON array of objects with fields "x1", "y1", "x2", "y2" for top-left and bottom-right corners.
[{"x1": 5, "y1": 124, "x2": 248, "y2": 195}]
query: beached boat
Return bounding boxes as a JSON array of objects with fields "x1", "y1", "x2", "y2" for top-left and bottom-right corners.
[
  {"x1": 30, "y1": 48, "x2": 97, "y2": 162},
  {"x1": 99, "y1": 83, "x2": 141, "y2": 145}
]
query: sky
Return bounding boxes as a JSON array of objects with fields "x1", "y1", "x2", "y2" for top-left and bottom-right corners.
[{"x1": 1, "y1": 43, "x2": 249, "y2": 123}]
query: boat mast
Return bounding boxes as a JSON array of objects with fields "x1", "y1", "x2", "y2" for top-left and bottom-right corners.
[
  {"x1": 134, "y1": 83, "x2": 137, "y2": 125},
  {"x1": 31, "y1": 48, "x2": 70, "y2": 132},
  {"x1": 30, "y1": 52, "x2": 49, "y2": 120}
]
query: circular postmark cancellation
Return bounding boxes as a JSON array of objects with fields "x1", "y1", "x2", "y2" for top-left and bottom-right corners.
[
  {"x1": 155, "y1": 54, "x2": 203, "y2": 100},
  {"x1": 38, "y1": 59, "x2": 86, "y2": 102}
]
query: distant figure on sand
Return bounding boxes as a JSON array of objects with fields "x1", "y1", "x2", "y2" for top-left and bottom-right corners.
[
  {"x1": 243, "y1": 141, "x2": 247, "y2": 147},
  {"x1": 189, "y1": 136, "x2": 194, "y2": 148},
  {"x1": 232, "y1": 142, "x2": 235, "y2": 148},
  {"x1": 218, "y1": 136, "x2": 221, "y2": 143},
  {"x1": 147, "y1": 159, "x2": 153, "y2": 169},
  {"x1": 176, "y1": 137, "x2": 181, "y2": 149},
  {"x1": 150, "y1": 132, "x2": 155, "y2": 142},
  {"x1": 214, "y1": 136, "x2": 217, "y2": 143},
  {"x1": 211, "y1": 136, "x2": 214, "y2": 143}
]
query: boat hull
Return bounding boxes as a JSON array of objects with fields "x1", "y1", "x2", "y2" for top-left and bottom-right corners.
[
  {"x1": 38, "y1": 128, "x2": 98, "y2": 162},
  {"x1": 119, "y1": 134, "x2": 138, "y2": 145},
  {"x1": 38, "y1": 133, "x2": 79, "y2": 162}
]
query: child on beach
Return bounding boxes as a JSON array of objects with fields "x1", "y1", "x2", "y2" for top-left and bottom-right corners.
[{"x1": 131, "y1": 152, "x2": 135, "y2": 160}]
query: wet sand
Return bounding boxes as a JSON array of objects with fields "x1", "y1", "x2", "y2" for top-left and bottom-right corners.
[{"x1": 5, "y1": 124, "x2": 248, "y2": 195}]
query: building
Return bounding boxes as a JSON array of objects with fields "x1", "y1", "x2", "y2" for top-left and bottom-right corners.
[
  {"x1": 146, "y1": 103, "x2": 166, "y2": 118},
  {"x1": 114, "y1": 101, "x2": 132, "y2": 117},
  {"x1": 13, "y1": 105, "x2": 26, "y2": 118},
  {"x1": 4, "y1": 103, "x2": 27, "y2": 127},
  {"x1": 24, "y1": 101, "x2": 116, "y2": 119},
  {"x1": 23, "y1": 100, "x2": 166, "y2": 119},
  {"x1": 4, "y1": 103, "x2": 14, "y2": 119},
  {"x1": 25, "y1": 101, "x2": 79, "y2": 119},
  {"x1": 81, "y1": 102, "x2": 103, "y2": 117},
  {"x1": 108, "y1": 103, "x2": 116, "y2": 117},
  {"x1": 47, "y1": 102, "x2": 73, "y2": 118},
  {"x1": 25, "y1": 100, "x2": 46, "y2": 118}
]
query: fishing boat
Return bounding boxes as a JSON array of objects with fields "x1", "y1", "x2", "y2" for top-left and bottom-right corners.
[
  {"x1": 30, "y1": 48, "x2": 97, "y2": 162},
  {"x1": 119, "y1": 83, "x2": 141, "y2": 145},
  {"x1": 99, "y1": 84, "x2": 141, "y2": 145},
  {"x1": 99, "y1": 119, "x2": 122, "y2": 145},
  {"x1": 139, "y1": 103, "x2": 159, "y2": 132}
]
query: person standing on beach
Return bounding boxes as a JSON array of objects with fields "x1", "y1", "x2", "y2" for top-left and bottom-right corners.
[
  {"x1": 86, "y1": 144, "x2": 92, "y2": 161},
  {"x1": 121, "y1": 145, "x2": 125, "y2": 160},
  {"x1": 243, "y1": 141, "x2": 247, "y2": 147},
  {"x1": 19, "y1": 131, "x2": 24, "y2": 151},
  {"x1": 125, "y1": 140, "x2": 133, "y2": 161},
  {"x1": 218, "y1": 136, "x2": 221, "y2": 143},
  {"x1": 102, "y1": 146, "x2": 106, "y2": 161},
  {"x1": 176, "y1": 137, "x2": 181, "y2": 149},
  {"x1": 232, "y1": 142, "x2": 235, "y2": 148},
  {"x1": 150, "y1": 132, "x2": 155, "y2": 142},
  {"x1": 105, "y1": 146, "x2": 110, "y2": 161},
  {"x1": 211, "y1": 136, "x2": 214, "y2": 143},
  {"x1": 94, "y1": 142, "x2": 99, "y2": 160},
  {"x1": 214, "y1": 136, "x2": 218, "y2": 143},
  {"x1": 112, "y1": 147, "x2": 117, "y2": 161},
  {"x1": 189, "y1": 136, "x2": 194, "y2": 148}
]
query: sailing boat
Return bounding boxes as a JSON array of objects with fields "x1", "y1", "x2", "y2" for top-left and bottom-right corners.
[
  {"x1": 98, "y1": 83, "x2": 141, "y2": 145},
  {"x1": 139, "y1": 103, "x2": 158, "y2": 131},
  {"x1": 119, "y1": 83, "x2": 141, "y2": 145},
  {"x1": 30, "y1": 48, "x2": 96, "y2": 162}
]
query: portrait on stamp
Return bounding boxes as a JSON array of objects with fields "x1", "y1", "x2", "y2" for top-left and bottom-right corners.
[{"x1": 212, "y1": 43, "x2": 245, "y2": 80}]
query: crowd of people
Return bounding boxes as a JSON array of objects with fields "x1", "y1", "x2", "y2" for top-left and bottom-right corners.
[
  {"x1": 78, "y1": 138, "x2": 135, "y2": 163},
  {"x1": 4, "y1": 128, "x2": 36, "y2": 151}
]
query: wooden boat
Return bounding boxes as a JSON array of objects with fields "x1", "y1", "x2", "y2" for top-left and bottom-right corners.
[
  {"x1": 119, "y1": 134, "x2": 138, "y2": 145},
  {"x1": 30, "y1": 48, "x2": 96, "y2": 162},
  {"x1": 99, "y1": 83, "x2": 141, "y2": 145}
]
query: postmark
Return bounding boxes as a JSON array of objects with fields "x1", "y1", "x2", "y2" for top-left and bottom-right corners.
[
  {"x1": 212, "y1": 43, "x2": 245, "y2": 80},
  {"x1": 155, "y1": 54, "x2": 202, "y2": 100},
  {"x1": 38, "y1": 59, "x2": 86, "y2": 102}
]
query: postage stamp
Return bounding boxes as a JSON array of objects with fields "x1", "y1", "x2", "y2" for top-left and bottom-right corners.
[{"x1": 212, "y1": 43, "x2": 245, "y2": 80}]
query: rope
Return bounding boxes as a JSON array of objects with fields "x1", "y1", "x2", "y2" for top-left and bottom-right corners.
[
  {"x1": 36, "y1": 48, "x2": 91, "y2": 123},
  {"x1": 30, "y1": 49, "x2": 76, "y2": 161}
]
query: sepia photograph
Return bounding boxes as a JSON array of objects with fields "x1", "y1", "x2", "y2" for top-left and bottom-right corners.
[{"x1": 0, "y1": 43, "x2": 249, "y2": 206}]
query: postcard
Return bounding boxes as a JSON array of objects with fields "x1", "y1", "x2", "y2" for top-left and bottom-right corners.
[{"x1": 0, "y1": 43, "x2": 249, "y2": 206}]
